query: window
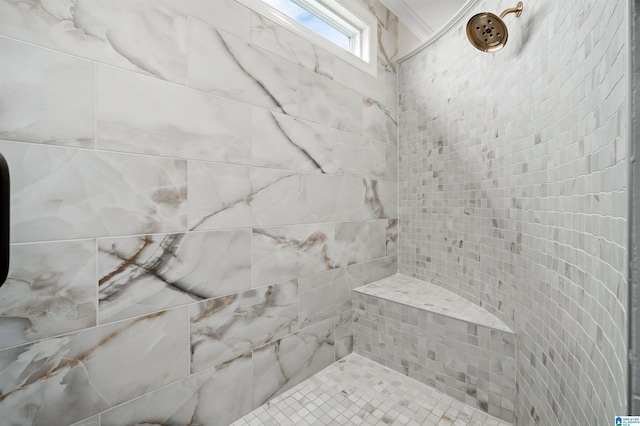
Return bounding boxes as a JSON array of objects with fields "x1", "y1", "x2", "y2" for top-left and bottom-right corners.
[{"x1": 237, "y1": 0, "x2": 377, "y2": 76}]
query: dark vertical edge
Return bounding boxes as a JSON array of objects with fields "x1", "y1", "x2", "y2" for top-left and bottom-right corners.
[{"x1": 0, "y1": 152, "x2": 8, "y2": 286}]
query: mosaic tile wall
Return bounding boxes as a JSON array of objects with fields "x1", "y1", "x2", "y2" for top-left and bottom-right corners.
[
  {"x1": 398, "y1": 0, "x2": 629, "y2": 424},
  {"x1": 353, "y1": 275, "x2": 517, "y2": 423},
  {"x1": 0, "y1": 1, "x2": 398, "y2": 424}
]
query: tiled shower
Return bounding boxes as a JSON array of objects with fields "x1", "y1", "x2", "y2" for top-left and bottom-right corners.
[{"x1": 0, "y1": 0, "x2": 634, "y2": 425}]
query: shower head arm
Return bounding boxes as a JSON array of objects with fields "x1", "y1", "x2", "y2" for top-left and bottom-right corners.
[{"x1": 499, "y1": 1, "x2": 523, "y2": 19}]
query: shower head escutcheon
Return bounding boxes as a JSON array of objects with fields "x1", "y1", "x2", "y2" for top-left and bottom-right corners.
[{"x1": 466, "y1": 2, "x2": 523, "y2": 52}]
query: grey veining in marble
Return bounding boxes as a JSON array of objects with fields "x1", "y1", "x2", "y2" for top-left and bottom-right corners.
[
  {"x1": 99, "y1": 230, "x2": 251, "y2": 323},
  {"x1": 252, "y1": 318, "x2": 334, "y2": 406},
  {"x1": 70, "y1": 415, "x2": 99, "y2": 426},
  {"x1": 159, "y1": 0, "x2": 251, "y2": 40},
  {"x1": 334, "y1": 310, "x2": 354, "y2": 360},
  {"x1": 97, "y1": 66, "x2": 251, "y2": 164},
  {"x1": 299, "y1": 174, "x2": 363, "y2": 223},
  {"x1": 386, "y1": 218, "x2": 398, "y2": 256},
  {"x1": 385, "y1": 143, "x2": 398, "y2": 181},
  {"x1": 250, "y1": 12, "x2": 333, "y2": 79},
  {"x1": 364, "y1": 179, "x2": 397, "y2": 219},
  {"x1": 252, "y1": 221, "x2": 387, "y2": 287},
  {"x1": 189, "y1": 19, "x2": 298, "y2": 115},
  {"x1": 298, "y1": 265, "x2": 362, "y2": 328},
  {"x1": 298, "y1": 68, "x2": 363, "y2": 134},
  {"x1": 0, "y1": 240, "x2": 96, "y2": 350},
  {"x1": 190, "y1": 280, "x2": 298, "y2": 373},
  {"x1": 188, "y1": 161, "x2": 298, "y2": 231},
  {"x1": 0, "y1": 0, "x2": 189, "y2": 84},
  {"x1": 331, "y1": 220, "x2": 386, "y2": 266},
  {"x1": 362, "y1": 256, "x2": 397, "y2": 284},
  {"x1": 3, "y1": 141, "x2": 187, "y2": 243},
  {"x1": 0, "y1": 308, "x2": 189, "y2": 426},
  {"x1": 333, "y1": 59, "x2": 385, "y2": 104},
  {"x1": 101, "y1": 354, "x2": 253, "y2": 426},
  {"x1": 0, "y1": 38, "x2": 94, "y2": 148},
  {"x1": 251, "y1": 224, "x2": 335, "y2": 288},
  {"x1": 363, "y1": 97, "x2": 397, "y2": 144},
  {"x1": 252, "y1": 109, "x2": 385, "y2": 179}
]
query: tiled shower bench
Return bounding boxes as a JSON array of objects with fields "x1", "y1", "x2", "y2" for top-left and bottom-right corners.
[{"x1": 353, "y1": 274, "x2": 516, "y2": 424}]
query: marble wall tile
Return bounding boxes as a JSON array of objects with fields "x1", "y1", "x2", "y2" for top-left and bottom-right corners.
[
  {"x1": 101, "y1": 354, "x2": 253, "y2": 426},
  {"x1": 97, "y1": 66, "x2": 251, "y2": 164},
  {"x1": 159, "y1": 0, "x2": 251, "y2": 40},
  {"x1": 188, "y1": 161, "x2": 298, "y2": 231},
  {"x1": 250, "y1": 13, "x2": 333, "y2": 79},
  {"x1": 364, "y1": 179, "x2": 397, "y2": 219},
  {"x1": 0, "y1": 307, "x2": 189, "y2": 426},
  {"x1": 252, "y1": 318, "x2": 334, "y2": 406},
  {"x1": 251, "y1": 224, "x2": 335, "y2": 288},
  {"x1": 298, "y1": 265, "x2": 362, "y2": 328},
  {"x1": 299, "y1": 174, "x2": 363, "y2": 223},
  {"x1": 385, "y1": 69, "x2": 398, "y2": 119},
  {"x1": 70, "y1": 415, "x2": 99, "y2": 426},
  {"x1": 335, "y1": 310, "x2": 354, "y2": 360},
  {"x1": 363, "y1": 97, "x2": 397, "y2": 144},
  {"x1": 298, "y1": 68, "x2": 363, "y2": 134},
  {"x1": 3, "y1": 141, "x2": 187, "y2": 243},
  {"x1": 385, "y1": 143, "x2": 398, "y2": 181},
  {"x1": 333, "y1": 59, "x2": 385, "y2": 104},
  {"x1": 0, "y1": 0, "x2": 189, "y2": 84},
  {"x1": 362, "y1": 256, "x2": 397, "y2": 284},
  {"x1": 189, "y1": 19, "x2": 298, "y2": 115},
  {"x1": 386, "y1": 218, "x2": 398, "y2": 256},
  {"x1": 190, "y1": 280, "x2": 298, "y2": 373},
  {"x1": 0, "y1": 38, "x2": 94, "y2": 148},
  {"x1": 98, "y1": 230, "x2": 251, "y2": 324},
  {"x1": 0, "y1": 240, "x2": 96, "y2": 350},
  {"x1": 252, "y1": 109, "x2": 385, "y2": 179},
  {"x1": 331, "y1": 221, "x2": 386, "y2": 266}
]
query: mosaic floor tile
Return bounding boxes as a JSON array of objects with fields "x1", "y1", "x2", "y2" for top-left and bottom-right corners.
[{"x1": 232, "y1": 353, "x2": 512, "y2": 426}]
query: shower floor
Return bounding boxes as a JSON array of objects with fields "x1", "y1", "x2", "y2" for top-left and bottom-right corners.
[{"x1": 231, "y1": 353, "x2": 512, "y2": 426}]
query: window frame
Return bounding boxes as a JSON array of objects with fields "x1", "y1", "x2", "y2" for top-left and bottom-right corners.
[{"x1": 237, "y1": 0, "x2": 378, "y2": 76}]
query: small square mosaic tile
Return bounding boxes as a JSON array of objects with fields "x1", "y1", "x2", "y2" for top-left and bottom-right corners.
[{"x1": 231, "y1": 353, "x2": 512, "y2": 425}]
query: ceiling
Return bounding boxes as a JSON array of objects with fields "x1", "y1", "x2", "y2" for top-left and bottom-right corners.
[{"x1": 379, "y1": 0, "x2": 470, "y2": 41}]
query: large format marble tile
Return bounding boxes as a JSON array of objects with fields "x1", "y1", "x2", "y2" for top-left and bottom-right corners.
[
  {"x1": 333, "y1": 59, "x2": 385, "y2": 103},
  {"x1": 299, "y1": 174, "x2": 363, "y2": 223},
  {"x1": 385, "y1": 142, "x2": 398, "y2": 181},
  {"x1": 362, "y1": 256, "x2": 397, "y2": 284},
  {"x1": 364, "y1": 179, "x2": 397, "y2": 219},
  {"x1": 189, "y1": 19, "x2": 298, "y2": 115},
  {"x1": 0, "y1": 240, "x2": 96, "y2": 350},
  {"x1": 98, "y1": 230, "x2": 251, "y2": 324},
  {"x1": 101, "y1": 354, "x2": 253, "y2": 426},
  {"x1": 331, "y1": 220, "x2": 386, "y2": 266},
  {"x1": 0, "y1": 38, "x2": 94, "y2": 148},
  {"x1": 190, "y1": 280, "x2": 298, "y2": 373},
  {"x1": 250, "y1": 13, "x2": 333, "y2": 79},
  {"x1": 0, "y1": 0, "x2": 189, "y2": 84},
  {"x1": 97, "y1": 66, "x2": 251, "y2": 164},
  {"x1": 3, "y1": 141, "x2": 187, "y2": 243},
  {"x1": 0, "y1": 308, "x2": 189, "y2": 426},
  {"x1": 252, "y1": 318, "x2": 334, "y2": 406},
  {"x1": 335, "y1": 310, "x2": 354, "y2": 360},
  {"x1": 251, "y1": 224, "x2": 335, "y2": 288},
  {"x1": 159, "y1": 0, "x2": 251, "y2": 40},
  {"x1": 252, "y1": 109, "x2": 385, "y2": 179},
  {"x1": 188, "y1": 162, "x2": 298, "y2": 230},
  {"x1": 363, "y1": 97, "x2": 397, "y2": 144},
  {"x1": 386, "y1": 218, "x2": 398, "y2": 256},
  {"x1": 298, "y1": 265, "x2": 362, "y2": 328},
  {"x1": 298, "y1": 69, "x2": 363, "y2": 134}
]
